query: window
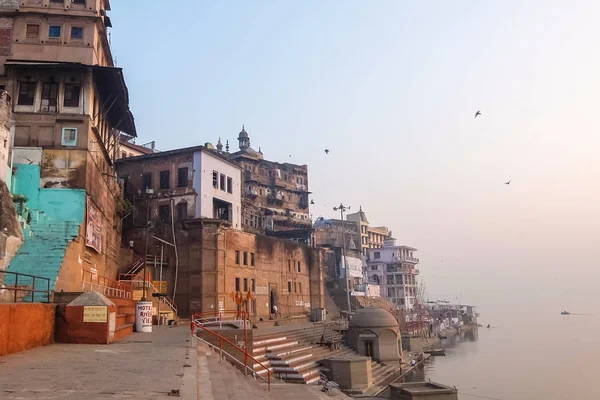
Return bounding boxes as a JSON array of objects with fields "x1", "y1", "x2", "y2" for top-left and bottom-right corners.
[
  {"x1": 159, "y1": 170, "x2": 170, "y2": 189},
  {"x1": 297, "y1": 261, "x2": 301, "y2": 272},
  {"x1": 71, "y1": 27, "x2": 84, "y2": 39},
  {"x1": 177, "y1": 167, "x2": 188, "y2": 187},
  {"x1": 176, "y1": 202, "x2": 187, "y2": 222},
  {"x1": 158, "y1": 204, "x2": 170, "y2": 222},
  {"x1": 41, "y1": 82, "x2": 58, "y2": 112},
  {"x1": 18, "y1": 82, "x2": 35, "y2": 106},
  {"x1": 142, "y1": 173, "x2": 152, "y2": 190},
  {"x1": 235, "y1": 251, "x2": 240, "y2": 264},
  {"x1": 288, "y1": 281, "x2": 292, "y2": 293},
  {"x1": 219, "y1": 174, "x2": 225, "y2": 191},
  {"x1": 396, "y1": 275, "x2": 403, "y2": 285},
  {"x1": 387, "y1": 275, "x2": 394, "y2": 285},
  {"x1": 251, "y1": 279, "x2": 255, "y2": 292},
  {"x1": 243, "y1": 278, "x2": 248, "y2": 292},
  {"x1": 212, "y1": 171, "x2": 218, "y2": 188},
  {"x1": 388, "y1": 288, "x2": 395, "y2": 297},
  {"x1": 26, "y1": 24, "x2": 40, "y2": 39},
  {"x1": 61, "y1": 127, "x2": 77, "y2": 146},
  {"x1": 294, "y1": 282, "x2": 297, "y2": 293},
  {"x1": 399, "y1": 298, "x2": 405, "y2": 305},
  {"x1": 63, "y1": 82, "x2": 81, "y2": 107},
  {"x1": 298, "y1": 282, "x2": 302, "y2": 293},
  {"x1": 371, "y1": 265, "x2": 377, "y2": 271},
  {"x1": 250, "y1": 253, "x2": 255, "y2": 266},
  {"x1": 72, "y1": 0, "x2": 86, "y2": 4},
  {"x1": 374, "y1": 252, "x2": 381, "y2": 259},
  {"x1": 227, "y1": 177, "x2": 233, "y2": 193},
  {"x1": 386, "y1": 264, "x2": 396, "y2": 273},
  {"x1": 243, "y1": 252, "x2": 248, "y2": 266},
  {"x1": 48, "y1": 25, "x2": 61, "y2": 38},
  {"x1": 288, "y1": 260, "x2": 291, "y2": 272},
  {"x1": 121, "y1": 152, "x2": 127, "y2": 159},
  {"x1": 50, "y1": 0, "x2": 64, "y2": 3},
  {"x1": 235, "y1": 277, "x2": 240, "y2": 292}
]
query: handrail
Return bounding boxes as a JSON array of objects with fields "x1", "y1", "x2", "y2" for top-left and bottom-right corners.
[
  {"x1": 192, "y1": 320, "x2": 271, "y2": 391},
  {"x1": 0, "y1": 270, "x2": 51, "y2": 303},
  {"x1": 82, "y1": 270, "x2": 133, "y2": 299}
]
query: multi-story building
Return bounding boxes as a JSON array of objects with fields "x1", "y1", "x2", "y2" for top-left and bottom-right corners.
[
  {"x1": 3, "y1": 0, "x2": 137, "y2": 293},
  {"x1": 118, "y1": 135, "x2": 156, "y2": 159},
  {"x1": 313, "y1": 217, "x2": 360, "y2": 251},
  {"x1": 366, "y1": 239, "x2": 420, "y2": 310},
  {"x1": 115, "y1": 145, "x2": 242, "y2": 231},
  {"x1": 346, "y1": 207, "x2": 392, "y2": 255},
  {"x1": 225, "y1": 126, "x2": 312, "y2": 241}
]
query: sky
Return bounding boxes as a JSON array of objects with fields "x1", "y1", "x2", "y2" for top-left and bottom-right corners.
[{"x1": 110, "y1": 1, "x2": 600, "y2": 314}]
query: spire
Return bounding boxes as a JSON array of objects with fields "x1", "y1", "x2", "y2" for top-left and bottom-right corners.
[
  {"x1": 238, "y1": 124, "x2": 250, "y2": 150},
  {"x1": 259, "y1": 146, "x2": 263, "y2": 155},
  {"x1": 216, "y1": 137, "x2": 223, "y2": 151},
  {"x1": 225, "y1": 140, "x2": 230, "y2": 153}
]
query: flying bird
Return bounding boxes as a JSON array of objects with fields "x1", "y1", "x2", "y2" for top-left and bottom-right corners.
[
  {"x1": 504, "y1": 181, "x2": 511, "y2": 185},
  {"x1": 474, "y1": 110, "x2": 481, "y2": 118},
  {"x1": 310, "y1": 200, "x2": 315, "y2": 205},
  {"x1": 324, "y1": 149, "x2": 329, "y2": 154}
]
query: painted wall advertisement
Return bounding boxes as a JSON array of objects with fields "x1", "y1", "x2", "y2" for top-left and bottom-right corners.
[{"x1": 86, "y1": 197, "x2": 102, "y2": 253}]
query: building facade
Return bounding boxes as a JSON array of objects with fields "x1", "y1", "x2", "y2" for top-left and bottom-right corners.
[
  {"x1": 225, "y1": 126, "x2": 312, "y2": 239},
  {"x1": 346, "y1": 207, "x2": 392, "y2": 256},
  {"x1": 366, "y1": 239, "x2": 420, "y2": 310},
  {"x1": 3, "y1": 0, "x2": 137, "y2": 293},
  {"x1": 115, "y1": 145, "x2": 242, "y2": 230},
  {"x1": 150, "y1": 218, "x2": 325, "y2": 318},
  {"x1": 118, "y1": 135, "x2": 155, "y2": 159}
]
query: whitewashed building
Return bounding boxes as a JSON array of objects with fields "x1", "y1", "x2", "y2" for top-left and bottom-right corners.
[{"x1": 366, "y1": 239, "x2": 420, "y2": 310}]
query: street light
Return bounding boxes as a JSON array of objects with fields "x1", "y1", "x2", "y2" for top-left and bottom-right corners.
[
  {"x1": 141, "y1": 220, "x2": 153, "y2": 302},
  {"x1": 333, "y1": 203, "x2": 351, "y2": 314}
]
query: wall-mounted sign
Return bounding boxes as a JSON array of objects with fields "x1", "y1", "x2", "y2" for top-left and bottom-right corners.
[
  {"x1": 85, "y1": 197, "x2": 102, "y2": 253},
  {"x1": 83, "y1": 306, "x2": 108, "y2": 323}
]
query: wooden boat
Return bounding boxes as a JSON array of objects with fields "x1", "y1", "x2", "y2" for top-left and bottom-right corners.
[
  {"x1": 561, "y1": 311, "x2": 570, "y2": 315},
  {"x1": 424, "y1": 349, "x2": 446, "y2": 356}
]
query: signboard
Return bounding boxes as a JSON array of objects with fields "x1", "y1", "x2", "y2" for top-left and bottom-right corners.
[
  {"x1": 83, "y1": 306, "x2": 108, "y2": 323},
  {"x1": 153, "y1": 281, "x2": 167, "y2": 293},
  {"x1": 85, "y1": 197, "x2": 102, "y2": 253}
]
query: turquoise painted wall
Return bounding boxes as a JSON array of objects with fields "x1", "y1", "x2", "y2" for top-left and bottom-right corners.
[{"x1": 6, "y1": 163, "x2": 85, "y2": 297}]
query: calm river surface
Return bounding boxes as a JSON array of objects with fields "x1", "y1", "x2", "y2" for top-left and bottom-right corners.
[{"x1": 402, "y1": 310, "x2": 600, "y2": 400}]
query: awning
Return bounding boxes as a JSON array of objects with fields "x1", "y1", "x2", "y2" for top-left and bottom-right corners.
[
  {"x1": 5, "y1": 61, "x2": 137, "y2": 137},
  {"x1": 92, "y1": 65, "x2": 136, "y2": 137}
]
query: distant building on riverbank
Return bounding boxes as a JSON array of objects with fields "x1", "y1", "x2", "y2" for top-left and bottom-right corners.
[{"x1": 366, "y1": 238, "x2": 420, "y2": 310}]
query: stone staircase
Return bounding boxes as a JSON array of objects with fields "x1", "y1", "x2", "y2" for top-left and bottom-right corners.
[
  {"x1": 108, "y1": 296, "x2": 136, "y2": 341},
  {"x1": 251, "y1": 324, "x2": 401, "y2": 387},
  {"x1": 5, "y1": 208, "x2": 80, "y2": 299}
]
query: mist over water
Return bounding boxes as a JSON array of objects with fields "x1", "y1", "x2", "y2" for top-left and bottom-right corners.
[{"x1": 406, "y1": 307, "x2": 600, "y2": 399}]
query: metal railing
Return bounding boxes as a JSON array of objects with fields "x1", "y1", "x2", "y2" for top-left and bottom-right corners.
[
  {"x1": 81, "y1": 269, "x2": 133, "y2": 299},
  {"x1": 0, "y1": 270, "x2": 51, "y2": 303},
  {"x1": 124, "y1": 256, "x2": 145, "y2": 276},
  {"x1": 192, "y1": 319, "x2": 271, "y2": 391}
]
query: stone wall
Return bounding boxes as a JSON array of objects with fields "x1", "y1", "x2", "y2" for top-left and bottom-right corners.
[{"x1": 0, "y1": 303, "x2": 56, "y2": 356}]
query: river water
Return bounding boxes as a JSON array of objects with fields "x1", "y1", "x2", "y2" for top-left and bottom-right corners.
[{"x1": 401, "y1": 310, "x2": 600, "y2": 400}]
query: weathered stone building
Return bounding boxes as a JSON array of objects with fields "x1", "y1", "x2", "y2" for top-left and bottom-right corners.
[
  {"x1": 225, "y1": 126, "x2": 312, "y2": 243},
  {"x1": 180, "y1": 219, "x2": 325, "y2": 319},
  {"x1": 3, "y1": 0, "x2": 137, "y2": 294},
  {"x1": 346, "y1": 207, "x2": 392, "y2": 256}
]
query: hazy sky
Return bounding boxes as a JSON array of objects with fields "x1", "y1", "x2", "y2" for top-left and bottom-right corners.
[{"x1": 111, "y1": 1, "x2": 600, "y2": 313}]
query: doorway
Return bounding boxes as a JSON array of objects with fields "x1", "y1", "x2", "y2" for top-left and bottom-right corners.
[
  {"x1": 364, "y1": 340, "x2": 373, "y2": 358},
  {"x1": 270, "y1": 288, "x2": 278, "y2": 318}
]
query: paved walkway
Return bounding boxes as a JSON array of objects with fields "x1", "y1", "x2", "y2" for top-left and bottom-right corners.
[
  {"x1": 0, "y1": 325, "x2": 347, "y2": 399},
  {"x1": 0, "y1": 325, "x2": 194, "y2": 399}
]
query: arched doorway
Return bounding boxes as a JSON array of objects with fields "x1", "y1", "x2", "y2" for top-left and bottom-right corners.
[{"x1": 270, "y1": 289, "x2": 278, "y2": 318}]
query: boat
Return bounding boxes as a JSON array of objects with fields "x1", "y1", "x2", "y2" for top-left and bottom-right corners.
[
  {"x1": 424, "y1": 349, "x2": 446, "y2": 356},
  {"x1": 561, "y1": 311, "x2": 570, "y2": 315}
]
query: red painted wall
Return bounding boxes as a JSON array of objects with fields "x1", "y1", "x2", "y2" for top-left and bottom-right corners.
[{"x1": 0, "y1": 303, "x2": 56, "y2": 356}]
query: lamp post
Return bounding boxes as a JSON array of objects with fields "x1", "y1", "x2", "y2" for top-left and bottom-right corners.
[
  {"x1": 333, "y1": 203, "x2": 351, "y2": 314},
  {"x1": 141, "y1": 221, "x2": 152, "y2": 301}
]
